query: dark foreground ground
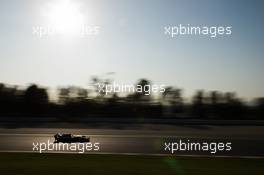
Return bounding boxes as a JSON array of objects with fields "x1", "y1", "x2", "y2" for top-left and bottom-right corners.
[{"x1": 1, "y1": 153, "x2": 263, "y2": 175}]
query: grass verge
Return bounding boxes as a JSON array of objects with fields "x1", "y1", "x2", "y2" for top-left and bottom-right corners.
[{"x1": 1, "y1": 153, "x2": 264, "y2": 175}]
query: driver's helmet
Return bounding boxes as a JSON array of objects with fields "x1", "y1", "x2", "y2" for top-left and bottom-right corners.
[{"x1": 54, "y1": 133, "x2": 62, "y2": 139}]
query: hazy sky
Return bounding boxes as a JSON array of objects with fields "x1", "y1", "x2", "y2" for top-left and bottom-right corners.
[{"x1": 0, "y1": 0, "x2": 264, "y2": 99}]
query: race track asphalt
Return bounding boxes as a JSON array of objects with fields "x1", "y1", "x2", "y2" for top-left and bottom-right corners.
[{"x1": 0, "y1": 125, "x2": 264, "y2": 157}]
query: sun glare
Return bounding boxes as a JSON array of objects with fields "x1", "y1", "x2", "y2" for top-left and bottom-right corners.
[{"x1": 44, "y1": 0, "x2": 84, "y2": 36}]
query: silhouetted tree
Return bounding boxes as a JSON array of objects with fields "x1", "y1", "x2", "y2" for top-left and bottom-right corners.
[
  {"x1": 255, "y1": 98, "x2": 264, "y2": 119},
  {"x1": 132, "y1": 78, "x2": 151, "y2": 101},
  {"x1": 58, "y1": 88, "x2": 70, "y2": 104},
  {"x1": 91, "y1": 76, "x2": 111, "y2": 98},
  {"x1": 24, "y1": 84, "x2": 48, "y2": 105},
  {"x1": 163, "y1": 86, "x2": 183, "y2": 113},
  {"x1": 58, "y1": 86, "x2": 88, "y2": 104},
  {"x1": 192, "y1": 90, "x2": 206, "y2": 118},
  {"x1": 209, "y1": 91, "x2": 221, "y2": 118}
]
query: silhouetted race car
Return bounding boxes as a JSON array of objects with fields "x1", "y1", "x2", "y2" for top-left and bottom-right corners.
[{"x1": 54, "y1": 133, "x2": 90, "y2": 143}]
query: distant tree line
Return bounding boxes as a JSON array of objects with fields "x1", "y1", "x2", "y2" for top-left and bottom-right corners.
[{"x1": 0, "y1": 79, "x2": 263, "y2": 120}]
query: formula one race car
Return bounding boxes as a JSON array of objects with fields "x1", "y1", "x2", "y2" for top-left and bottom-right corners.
[{"x1": 54, "y1": 133, "x2": 90, "y2": 143}]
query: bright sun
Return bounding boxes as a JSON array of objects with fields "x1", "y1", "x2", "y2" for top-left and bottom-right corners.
[{"x1": 44, "y1": 0, "x2": 84, "y2": 36}]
